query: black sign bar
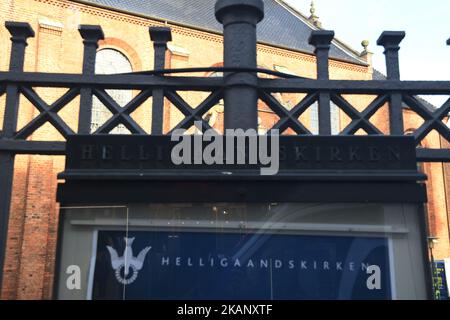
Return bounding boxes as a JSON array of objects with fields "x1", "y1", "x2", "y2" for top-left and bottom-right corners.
[{"x1": 60, "y1": 135, "x2": 424, "y2": 182}]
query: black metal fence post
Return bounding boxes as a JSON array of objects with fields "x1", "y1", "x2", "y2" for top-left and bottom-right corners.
[
  {"x1": 309, "y1": 30, "x2": 334, "y2": 135},
  {"x1": 0, "y1": 22, "x2": 34, "y2": 291},
  {"x1": 77, "y1": 25, "x2": 104, "y2": 134},
  {"x1": 215, "y1": 0, "x2": 264, "y2": 130},
  {"x1": 377, "y1": 31, "x2": 405, "y2": 135},
  {"x1": 149, "y1": 27, "x2": 172, "y2": 134}
]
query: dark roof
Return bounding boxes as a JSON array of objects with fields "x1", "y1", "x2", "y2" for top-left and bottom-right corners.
[
  {"x1": 372, "y1": 69, "x2": 387, "y2": 81},
  {"x1": 75, "y1": 0, "x2": 365, "y2": 65},
  {"x1": 372, "y1": 69, "x2": 437, "y2": 112}
]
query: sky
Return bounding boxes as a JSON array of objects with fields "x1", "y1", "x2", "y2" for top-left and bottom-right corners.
[{"x1": 285, "y1": 0, "x2": 450, "y2": 105}]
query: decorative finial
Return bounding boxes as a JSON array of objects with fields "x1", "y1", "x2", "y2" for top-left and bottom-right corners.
[
  {"x1": 360, "y1": 39, "x2": 373, "y2": 64},
  {"x1": 310, "y1": 1, "x2": 316, "y2": 15},
  {"x1": 308, "y1": 1, "x2": 322, "y2": 28},
  {"x1": 361, "y1": 40, "x2": 369, "y2": 53}
]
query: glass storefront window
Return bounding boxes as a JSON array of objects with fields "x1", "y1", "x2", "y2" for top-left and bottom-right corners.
[{"x1": 56, "y1": 203, "x2": 427, "y2": 300}]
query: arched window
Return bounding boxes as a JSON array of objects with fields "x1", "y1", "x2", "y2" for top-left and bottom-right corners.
[
  {"x1": 91, "y1": 49, "x2": 133, "y2": 133},
  {"x1": 209, "y1": 71, "x2": 223, "y2": 78},
  {"x1": 204, "y1": 71, "x2": 224, "y2": 131},
  {"x1": 310, "y1": 102, "x2": 340, "y2": 135}
]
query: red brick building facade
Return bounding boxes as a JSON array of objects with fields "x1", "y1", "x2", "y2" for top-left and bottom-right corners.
[{"x1": 0, "y1": 0, "x2": 448, "y2": 299}]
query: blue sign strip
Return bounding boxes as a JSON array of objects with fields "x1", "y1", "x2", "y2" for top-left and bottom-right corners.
[
  {"x1": 91, "y1": 231, "x2": 391, "y2": 300},
  {"x1": 433, "y1": 261, "x2": 449, "y2": 300}
]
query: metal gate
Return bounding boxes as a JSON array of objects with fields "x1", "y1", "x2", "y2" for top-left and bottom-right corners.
[{"x1": 0, "y1": 0, "x2": 449, "y2": 290}]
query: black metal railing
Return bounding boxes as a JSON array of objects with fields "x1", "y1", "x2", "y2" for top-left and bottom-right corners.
[
  {"x1": 1, "y1": 69, "x2": 449, "y2": 157},
  {"x1": 0, "y1": 26, "x2": 449, "y2": 158}
]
